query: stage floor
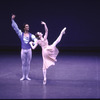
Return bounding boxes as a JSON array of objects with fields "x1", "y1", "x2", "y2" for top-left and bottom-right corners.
[{"x1": 0, "y1": 51, "x2": 100, "y2": 99}]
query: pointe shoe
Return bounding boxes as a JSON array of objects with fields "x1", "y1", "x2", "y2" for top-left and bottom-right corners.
[
  {"x1": 43, "y1": 80, "x2": 46, "y2": 85},
  {"x1": 61, "y1": 27, "x2": 66, "y2": 34},
  {"x1": 26, "y1": 77, "x2": 31, "y2": 81},
  {"x1": 20, "y1": 77, "x2": 25, "y2": 81}
]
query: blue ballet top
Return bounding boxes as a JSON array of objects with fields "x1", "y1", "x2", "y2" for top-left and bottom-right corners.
[{"x1": 11, "y1": 19, "x2": 37, "y2": 49}]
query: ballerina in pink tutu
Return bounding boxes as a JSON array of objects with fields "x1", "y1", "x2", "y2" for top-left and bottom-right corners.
[{"x1": 29, "y1": 21, "x2": 66, "y2": 85}]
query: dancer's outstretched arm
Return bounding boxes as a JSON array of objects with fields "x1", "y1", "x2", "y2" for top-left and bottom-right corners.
[
  {"x1": 29, "y1": 41, "x2": 38, "y2": 50},
  {"x1": 41, "y1": 21, "x2": 48, "y2": 40},
  {"x1": 11, "y1": 14, "x2": 22, "y2": 37}
]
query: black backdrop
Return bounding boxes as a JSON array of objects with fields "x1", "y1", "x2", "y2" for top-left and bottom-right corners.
[{"x1": 0, "y1": 0, "x2": 100, "y2": 51}]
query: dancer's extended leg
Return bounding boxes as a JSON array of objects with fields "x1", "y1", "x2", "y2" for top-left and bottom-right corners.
[{"x1": 52, "y1": 27, "x2": 66, "y2": 47}]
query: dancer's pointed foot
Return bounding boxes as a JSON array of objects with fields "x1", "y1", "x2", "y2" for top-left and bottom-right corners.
[
  {"x1": 26, "y1": 77, "x2": 31, "y2": 80},
  {"x1": 61, "y1": 27, "x2": 66, "y2": 34},
  {"x1": 20, "y1": 77, "x2": 25, "y2": 81},
  {"x1": 43, "y1": 79, "x2": 46, "y2": 85}
]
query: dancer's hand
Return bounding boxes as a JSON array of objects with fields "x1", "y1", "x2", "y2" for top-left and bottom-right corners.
[
  {"x1": 11, "y1": 14, "x2": 16, "y2": 20},
  {"x1": 29, "y1": 41, "x2": 38, "y2": 50},
  {"x1": 61, "y1": 27, "x2": 66, "y2": 34},
  {"x1": 41, "y1": 21, "x2": 46, "y2": 25},
  {"x1": 29, "y1": 41, "x2": 34, "y2": 45}
]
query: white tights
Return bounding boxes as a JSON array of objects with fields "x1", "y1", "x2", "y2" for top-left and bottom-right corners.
[{"x1": 20, "y1": 49, "x2": 32, "y2": 80}]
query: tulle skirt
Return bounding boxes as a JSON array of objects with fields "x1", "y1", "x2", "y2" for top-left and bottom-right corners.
[{"x1": 42, "y1": 45, "x2": 59, "y2": 69}]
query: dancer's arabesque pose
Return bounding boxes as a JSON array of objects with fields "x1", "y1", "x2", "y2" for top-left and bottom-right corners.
[
  {"x1": 11, "y1": 14, "x2": 37, "y2": 81},
  {"x1": 30, "y1": 21, "x2": 66, "y2": 85}
]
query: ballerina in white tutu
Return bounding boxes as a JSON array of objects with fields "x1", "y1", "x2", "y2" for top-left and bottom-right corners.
[{"x1": 30, "y1": 21, "x2": 66, "y2": 85}]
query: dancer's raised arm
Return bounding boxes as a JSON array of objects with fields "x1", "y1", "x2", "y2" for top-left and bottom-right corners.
[
  {"x1": 41, "y1": 21, "x2": 48, "y2": 40},
  {"x1": 11, "y1": 14, "x2": 22, "y2": 37}
]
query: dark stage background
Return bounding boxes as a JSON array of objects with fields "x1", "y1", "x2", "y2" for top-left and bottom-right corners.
[{"x1": 0, "y1": 0, "x2": 100, "y2": 51}]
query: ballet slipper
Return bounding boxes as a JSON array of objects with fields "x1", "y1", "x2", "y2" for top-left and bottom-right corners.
[
  {"x1": 43, "y1": 80, "x2": 46, "y2": 85},
  {"x1": 26, "y1": 76, "x2": 31, "y2": 80},
  {"x1": 20, "y1": 77, "x2": 25, "y2": 81},
  {"x1": 61, "y1": 27, "x2": 66, "y2": 34}
]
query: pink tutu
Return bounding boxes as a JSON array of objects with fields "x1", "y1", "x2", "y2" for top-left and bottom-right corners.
[{"x1": 42, "y1": 45, "x2": 59, "y2": 69}]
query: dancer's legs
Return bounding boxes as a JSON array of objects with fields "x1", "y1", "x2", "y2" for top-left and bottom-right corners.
[
  {"x1": 20, "y1": 49, "x2": 27, "y2": 80},
  {"x1": 52, "y1": 27, "x2": 66, "y2": 47},
  {"x1": 26, "y1": 49, "x2": 32, "y2": 80},
  {"x1": 42, "y1": 62, "x2": 47, "y2": 85},
  {"x1": 20, "y1": 49, "x2": 32, "y2": 81}
]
